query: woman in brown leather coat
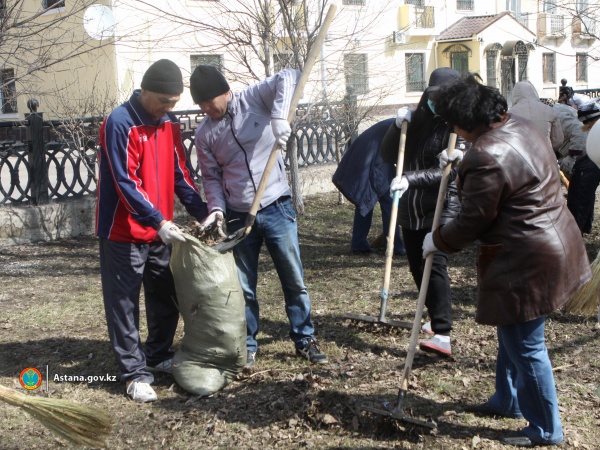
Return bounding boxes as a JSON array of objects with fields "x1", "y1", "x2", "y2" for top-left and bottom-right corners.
[{"x1": 424, "y1": 73, "x2": 591, "y2": 447}]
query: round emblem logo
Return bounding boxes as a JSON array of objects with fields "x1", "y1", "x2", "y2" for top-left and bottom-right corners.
[{"x1": 19, "y1": 367, "x2": 43, "y2": 390}]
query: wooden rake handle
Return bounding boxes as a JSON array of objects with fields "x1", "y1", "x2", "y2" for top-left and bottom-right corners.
[
  {"x1": 378, "y1": 120, "x2": 408, "y2": 321},
  {"x1": 241, "y1": 4, "x2": 337, "y2": 235},
  {"x1": 400, "y1": 132, "x2": 458, "y2": 390}
]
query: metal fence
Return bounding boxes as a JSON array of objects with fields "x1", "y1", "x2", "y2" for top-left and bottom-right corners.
[{"x1": 0, "y1": 99, "x2": 354, "y2": 206}]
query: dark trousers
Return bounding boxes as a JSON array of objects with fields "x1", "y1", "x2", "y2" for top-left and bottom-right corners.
[
  {"x1": 99, "y1": 239, "x2": 179, "y2": 383},
  {"x1": 401, "y1": 228, "x2": 453, "y2": 335},
  {"x1": 567, "y1": 155, "x2": 600, "y2": 234},
  {"x1": 351, "y1": 194, "x2": 405, "y2": 254}
]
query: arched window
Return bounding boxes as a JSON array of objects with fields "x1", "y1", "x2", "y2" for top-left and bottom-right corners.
[
  {"x1": 442, "y1": 44, "x2": 472, "y2": 74},
  {"x1": 514, "y1": 41, "x2": 534, "y2": 81},
  {"x1": 485, "y1": 43, "x2": 502, "y2": 88}
]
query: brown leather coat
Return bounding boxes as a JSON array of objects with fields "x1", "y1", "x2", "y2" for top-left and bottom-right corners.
[{"x1": 433, "y1": 114, "x2": 591, "y2": 326}]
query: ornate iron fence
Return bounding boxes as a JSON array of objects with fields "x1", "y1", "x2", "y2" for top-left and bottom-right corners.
[{"x1": 0, "y1": 99, "x2": 354, "y2": 206}]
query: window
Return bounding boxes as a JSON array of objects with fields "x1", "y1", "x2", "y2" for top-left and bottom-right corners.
[
  {"x1": 443, "y1": 44, "x2": 470, "y2": 74},
  {"x1": 274, "y1": 53, "x2": 293, "y2": 73},
  {"x1": 405, "y1": 53, "x2": 425, "y2": 92},
  {"x1": 457, "y1": 0, "x2": 474, "y2": 10},
  {"x1": 506, "y1": 0, "x2": 520, "y2": 12},
  {"x1": 342, "y1": 0, "x2": 364, "y2": 5},
  {"x1": 576, "y1": 53, "x2": 588, "y2": 82},
  {"x1": 576, "y1": 0, "x2": 588, "y2": 13},
  {"x1": 543, "y1": 0, "x2": 557, "y2": 13},
  {"x1": 44, "y1": 0, "x2": 65, "y2": 9},
  {"x1": 515, "y1": 41, "x2": 529, "y2": 81},
  {"x1": 1, "y1": 68, "x2": 17, "y2": 114},
  {"x1": 344, "y1": 53, "x2": 368, "y2": 95},
  {"x1": 450, "y1": 51, "x2": 469, "y2": 74},
  {"x1": 405, "y1": 0, "x2": 425, "y2": 5},
  {"x1": 190, "y1": 54, "x2": 223, "y2": 73},
  {"x1": 486, "y1": 50, "x2": 499, "y2": 88},
  {"x1": 542, "y1": 53, "x2": 556, "y2": 83}
]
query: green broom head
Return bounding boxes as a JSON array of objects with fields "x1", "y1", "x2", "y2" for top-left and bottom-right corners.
[{"x1": 0, "y1": 384, "x2": 113, "y2": 447}]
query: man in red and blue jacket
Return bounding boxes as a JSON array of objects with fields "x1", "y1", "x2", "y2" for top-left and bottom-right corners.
[{"x1": 96, "y1": 59, "x2": 208, "y2": 402}]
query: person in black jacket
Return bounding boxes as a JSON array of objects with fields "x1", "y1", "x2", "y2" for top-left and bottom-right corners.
[
  {"x1": 380, "y1": 67, "x2": 465, "y2": 356},
  {"x1": 332, "y1": 118, "x2": 406, "y2": 255}
]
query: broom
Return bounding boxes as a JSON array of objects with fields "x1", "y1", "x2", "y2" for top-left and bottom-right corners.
[
  {"x1": 0, "y1": 384, "x2": 113, "y2": 447},
  {"x1": 563, "y1": 250, "x2": 600, "y2": 317}
]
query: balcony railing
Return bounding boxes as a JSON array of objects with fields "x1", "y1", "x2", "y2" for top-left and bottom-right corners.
[
  {"x1": 415, "y1": 6, "x2": 434, "y2": 29},
  {"x1": 538, "y1": 13, "x2": 565, "y2": 37},
  {"x1": 456, "y1": 0, "x2": 474, "y2": 10}
]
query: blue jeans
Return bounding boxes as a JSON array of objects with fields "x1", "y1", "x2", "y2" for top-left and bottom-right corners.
[
  {"x1": 488, "y1": 317, "x2": 563, "y2": 445},
  {"x1": 351, "y1": 194, "x2": 405, "y2": 254},
  {"x1": 226, "y1": 197, "x2": 315, "y2": 353}
]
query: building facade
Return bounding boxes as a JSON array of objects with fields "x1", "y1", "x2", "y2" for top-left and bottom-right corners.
[{"x1": 2, "y1": 1, "x2": 598, "y2": 121}]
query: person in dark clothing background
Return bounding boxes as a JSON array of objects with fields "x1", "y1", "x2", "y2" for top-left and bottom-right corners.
[
  {"x1": 380, "y1": 67, "x2": 465, "y2": 356},
  {"x1": 332, "y1": 118, "x2": 406, "y2": 256}
]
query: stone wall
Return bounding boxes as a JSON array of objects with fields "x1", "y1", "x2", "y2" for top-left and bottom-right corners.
[{"x1": 0, "y1": 164, "x2": 338, "y2": 246}]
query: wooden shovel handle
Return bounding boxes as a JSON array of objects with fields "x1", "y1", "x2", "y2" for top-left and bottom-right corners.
[{"x1": 242, "y1": 5, "x2": 337, "y2": 234}]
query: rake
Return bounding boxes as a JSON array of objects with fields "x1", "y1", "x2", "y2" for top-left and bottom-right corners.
[
  {"x1": 344, "y1": 120, "x2": 412, "y2": 330},
  {"x1": 360, "y1": 133, "x2": 458, "y2": 430}
]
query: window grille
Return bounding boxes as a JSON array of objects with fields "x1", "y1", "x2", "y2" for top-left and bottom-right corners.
[
  {"x1": 405, "y1": 53, "x2": 425, "y2": 92},
  {"x1": 542, "y1": 53, "x2": 556, "y2": 84},
  {"x1": 457, "y1": 0, "x2": 474, "y2": 10},
  {"x1": 190, "y1": 54, "x2": 224, "y2": 73},
  {"x1": 1, "y1": 68, "x2": 17, "y2": 114},
  {"x1": 576, "y1": 53, "x2": 588, "y2": 82},
  {"x1": 344, "y1": 53, "x2": 368, "y2": 95}
]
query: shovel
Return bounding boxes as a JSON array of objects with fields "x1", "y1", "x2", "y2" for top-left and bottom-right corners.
[
  {"x1": 212, "y1": 4, "x2": 337, "y2": 253},
  {"x1": 345, "y1": 120, "x2": 412, "y2": 329},
  {"x1": 361, "y1": 133, "x2": 458, "y2": 430}
]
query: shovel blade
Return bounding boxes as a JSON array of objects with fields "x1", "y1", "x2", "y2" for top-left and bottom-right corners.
[{"x1": 211, "y1": 228, "x2": 247, "y2": 253}]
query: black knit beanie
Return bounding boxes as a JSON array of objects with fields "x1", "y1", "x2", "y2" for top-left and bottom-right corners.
[
  {"x1": 141, "y1": 59, "x2": 184, "y2": 95},
  {"x1": 190, "y1": 65, "x2": 230, "y2": 103}
]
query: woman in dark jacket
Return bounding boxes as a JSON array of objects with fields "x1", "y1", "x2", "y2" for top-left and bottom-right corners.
[
  {"x1": 332, "y1": 118, "x2": 406, "y2": 255},
  {"x1": 425, "y1": 73, "x2": 591, "y2": 447},
  {"x1": 380, "y1": 67, "x2": 463, "y2": 356}
]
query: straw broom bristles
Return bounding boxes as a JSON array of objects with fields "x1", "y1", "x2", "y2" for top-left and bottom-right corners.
[
  {"x1": 563, "y1": 250, "x2": 600, "y2": 317},
  {"x1": 0, "y1": 384, "x2": 112, "y2": 447}
]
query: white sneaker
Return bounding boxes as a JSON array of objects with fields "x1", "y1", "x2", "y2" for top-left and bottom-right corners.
[
  {"x1": 419, "y1": 334, "x2": 452, "y2": 356},
  {"x1": 146, "y1": 358, "x2": 172, "y2": 374},
  {"x1": 126, "y1": 381, "x2": 157, "y2": 403},
  {"x1": 421, "y1": 321, "x2": 434, "y2": 335}
]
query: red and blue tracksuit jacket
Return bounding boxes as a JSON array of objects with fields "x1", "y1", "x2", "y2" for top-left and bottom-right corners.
[{"x1": 96, "y1": 90, "x2": 207, "y2": 243}]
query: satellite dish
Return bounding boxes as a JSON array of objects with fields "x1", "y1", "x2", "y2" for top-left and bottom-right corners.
[{"x1": 83, "y1": 4, "x2": 115, "y2": 41}]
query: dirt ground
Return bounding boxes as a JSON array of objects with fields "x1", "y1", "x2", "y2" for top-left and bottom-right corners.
[{"x1": 0, "y1": 191, "x2": 599, "y2": 449}]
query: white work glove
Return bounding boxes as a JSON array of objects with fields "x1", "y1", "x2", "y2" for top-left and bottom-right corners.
[
  {"x1": 158, "y1": 221, "x2": 185, "y2": 244},
  {"x1": 271, "y1": 119, "x2": 291, "y2": 146},
  {"x1": 422, "y1": 232, "x2": 438, "y2": 259},
  {"x1": 439, "y1": 145, "x2": 465, "y2": 169},
  {"x1": 396, "y1": 107, "x2": 412, "y2": 127},
  {"x1": 198, "y1": 210, "x2": 224, "y2": 232},
  {"x1": 390, "y1": 175, "x2": 409, "y2": 198}
]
